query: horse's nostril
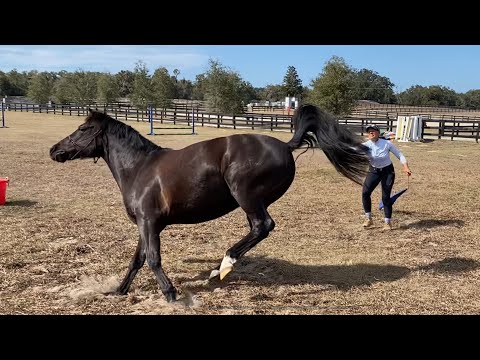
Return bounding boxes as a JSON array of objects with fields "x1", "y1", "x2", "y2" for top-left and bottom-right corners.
[
  {"x1": 50, "y1": 146, "x2": 64, "y2": 155},
  {"x1": 50, "y1": 146, "x2": 66, "y2": 161}
]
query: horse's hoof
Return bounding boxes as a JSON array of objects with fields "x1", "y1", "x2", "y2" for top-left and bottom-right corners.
[
  {"x1": 165, "y1": 291, "x2": 177, "y2": 303},
  {"x1": 219, "y1": 255, "x2": 236, "y2": 280},
  {"x1": 220, "y1": 266, "x2": 232, "y2": 280},
  {"x1": 209, "y1": 269, "x2": 220, "y2": 279}
]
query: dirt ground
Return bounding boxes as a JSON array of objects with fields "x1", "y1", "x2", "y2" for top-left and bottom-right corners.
[{"x1": 0, "y1": 111, "x2": 479, "y2": 315}]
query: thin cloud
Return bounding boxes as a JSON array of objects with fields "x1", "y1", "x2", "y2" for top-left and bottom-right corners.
[{"x1": 0, "y1": 45, "x2": 210, "y2": 74}]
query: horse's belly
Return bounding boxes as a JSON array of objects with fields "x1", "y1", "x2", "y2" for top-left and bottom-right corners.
[
  {"x1": 165, "y1": 180, "x2": 237, "y2": 223},
  {"x1": 169, "y1": 196, "x2": 239, "y2": 224},
  {"x1": 173, "y1": 204, "x2": 239, "y2": 224}
]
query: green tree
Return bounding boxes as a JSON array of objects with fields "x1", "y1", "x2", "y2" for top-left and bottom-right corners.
[
  {"x1": 352, "y1": 69, "x2": 396, "y2": 104},
  {"x1": 239, "y1": 81, "x2": 258, "y2": 105},
  {"x1": 302, "y1": 87, "x2": 311, "y2": 102},
  {"x1": 69, "y1": 70, "x2": 100, "y2": 106},
  {"x1": 0, "y1": 71, "x2": 13, "y2": 96},
  {"x1": 306, "y1": 56, "x2": 356, "y2": 116},
  {"x1": 258, "y1": 84, "x2": 285, "y2": 102},
  {"x1": 175, "y1": 78, "x2": 194, "y2": 99},
  {"x1": 27, "y1": 71, "x2": 57, "y2": 103},
  {"x1": 397, "y1": 85, "x2": 460, "y2": 107},
  {"x1": 97, "y1": 73, "x2": 120, "y2": 104},
  {"x1": 131, "y1": 61, "x2": 153, "y2": 110},
  {"x1": 6, "y1": 69, "x2": 29, "y2": 96},
  {"x1": 283, "y1": 65, "x2": 303, "y2": 98},
  {"x1": 173, "y1": 69, "x2": 180, "y2": 81},
  {"x1": 192, "y1": 74, "x2": 206, "y2": 100},
  {"x1": 53, "y1": 71, "x2": 74, "y2": 104},
  {"x1": 202, "y1": 59, "x2": 249, "y2": 114},
  {"x1": 115, "y1": 70, "x2": 135, "y2": 98},
  {"x1": 426, "y1": 85, "x2": 459, "y2": 106},
  {"x1": 396, "y1": 85, "x2": 425, "y2": 105},
  {"x1": 151, "y1": 67, "x2": 175, "y2": 108},
  {"x1": 461, "y1": 89, "x2": 480, "y2": 109}
]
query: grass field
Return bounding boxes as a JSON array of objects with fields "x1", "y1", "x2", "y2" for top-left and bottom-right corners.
[{"x1": 0, "y1": 111, "x2": 479, "y2": 314}]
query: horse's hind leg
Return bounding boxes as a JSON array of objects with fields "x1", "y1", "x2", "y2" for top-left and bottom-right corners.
[
  {"x1": 246, "y1": 216, "x2": 253, "y2": 230},
  {"x1": 211, "y1": 207, "x2": 275, "y2": 280},
  {"x1": 139, "y1": 219, "x2": 177, "y2": 302},
  {"x1": 109, "y1": 235, "x2": 146, "y2": 295}
]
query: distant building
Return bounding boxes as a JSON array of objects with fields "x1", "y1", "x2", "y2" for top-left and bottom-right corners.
[{"x1": 285, "y1": 96, "x2": 299, "y2": 110}]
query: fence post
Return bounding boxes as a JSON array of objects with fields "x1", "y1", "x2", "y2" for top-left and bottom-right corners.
[
  {"x1": 192, "y1": 107, "x2": 196, "y2": 134},
  {"x1": 148, "y1": 105, "x2": 155, "y2": 135},
  {"x1": 1, "y1": 102, "x2": 5, "y2": 128}
]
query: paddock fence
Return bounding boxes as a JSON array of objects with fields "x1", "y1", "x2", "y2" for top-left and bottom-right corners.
[{"x1": 4, "y1": 102, "x2": 480, "y2": 142}]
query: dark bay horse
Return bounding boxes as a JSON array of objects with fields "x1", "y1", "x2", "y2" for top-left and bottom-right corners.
[{"x1": 49, "y1": 104, "x2": 370, "y2": 302}]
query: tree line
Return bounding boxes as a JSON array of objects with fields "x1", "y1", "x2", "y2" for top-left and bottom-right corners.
[{"x1": 2, "y1": 56, "x2": 480, "y2": 116}]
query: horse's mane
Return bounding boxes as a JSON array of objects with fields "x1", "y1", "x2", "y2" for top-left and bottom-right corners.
[{"x1": 86, "y1": 110, "x2": 160, "y2": 153}]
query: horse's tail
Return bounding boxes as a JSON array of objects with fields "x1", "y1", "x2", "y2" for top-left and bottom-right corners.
[{"x1": 287, "y1": 104, "x2": 370, "y2": 185}]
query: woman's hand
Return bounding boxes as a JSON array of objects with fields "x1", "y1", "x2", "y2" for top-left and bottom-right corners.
[{"x1": 403, "y1": 164, "x2": 412, "y2": 176}]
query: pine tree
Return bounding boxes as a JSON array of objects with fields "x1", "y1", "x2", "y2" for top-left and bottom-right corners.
[{"x1": 283, "y1": 66, "x2": 303, "y2": 98}]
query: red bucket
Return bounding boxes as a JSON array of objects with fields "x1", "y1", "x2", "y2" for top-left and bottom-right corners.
[{"x1": 0, "y1": 177, "x2": 9, "y2": 205}]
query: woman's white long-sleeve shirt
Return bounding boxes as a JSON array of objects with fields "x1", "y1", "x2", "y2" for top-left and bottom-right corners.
[{"x1": 362, "y1": 138, "x2": 407, "y2": 168}]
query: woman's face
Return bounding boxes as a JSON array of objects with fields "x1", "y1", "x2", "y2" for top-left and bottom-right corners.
[{"x1": 368, "y1": 129, "x2": 380, "y2": 141}]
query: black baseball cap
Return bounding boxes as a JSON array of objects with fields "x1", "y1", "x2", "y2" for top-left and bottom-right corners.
[{"x1": 365, "y1": 124, "x2": 380, "y2": 132}]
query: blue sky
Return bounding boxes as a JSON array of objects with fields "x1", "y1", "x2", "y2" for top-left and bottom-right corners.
[{"x1": 1, "y1": 45, "x2": 479, "y2": 93}]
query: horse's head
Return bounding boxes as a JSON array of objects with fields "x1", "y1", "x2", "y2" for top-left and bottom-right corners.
[{"x1": 50, "y1": 110, "x2": 104, "y2": 162}]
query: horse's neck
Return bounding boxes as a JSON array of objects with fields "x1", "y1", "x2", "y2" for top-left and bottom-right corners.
[{"x1": 102, "y1": 135, "x2": 149, "y2": 191}]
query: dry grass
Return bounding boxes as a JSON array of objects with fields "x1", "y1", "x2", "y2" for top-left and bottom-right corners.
[{"x1": 0, "y1": 111, "x2": 479, "y2": 315}]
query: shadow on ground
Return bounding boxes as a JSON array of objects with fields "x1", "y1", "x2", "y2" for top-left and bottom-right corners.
[
  {"x1": 415, "y1": 257, "x2": 480, "y2": 273},
  {"x1": 3, "y1": 199, "x2": 38, "y2": 207},
  {"x1": 402, "y1": 218, "x2": 464, "y2": 229},
  {"x1": 178, "y1": 256, "x2": 480, "y2": 293}
]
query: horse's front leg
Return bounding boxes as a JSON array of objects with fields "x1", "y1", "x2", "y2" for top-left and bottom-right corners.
[
  {"x1": 138, "y1": 218, "x2": 177, "y2": 302},
  {"x1": 108, "y1": 235, "x2": 146, "y2": 295}
]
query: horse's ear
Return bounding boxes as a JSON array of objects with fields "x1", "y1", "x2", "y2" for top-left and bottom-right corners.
[{"x1": 88, "y1": 108, "x2": 94, "y2": 115}]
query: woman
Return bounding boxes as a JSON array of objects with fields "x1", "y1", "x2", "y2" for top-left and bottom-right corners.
[{"x1": 362, "y1": 125, "x2": 411, "y2": 230}]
